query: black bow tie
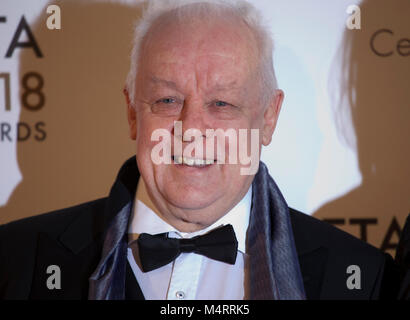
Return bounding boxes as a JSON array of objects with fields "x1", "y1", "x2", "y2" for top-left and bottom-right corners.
[{"x1": 135, "y1": 224, "x2": 238, "y2": 272}]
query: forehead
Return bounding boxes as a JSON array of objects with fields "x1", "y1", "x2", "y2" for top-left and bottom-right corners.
[{"x1": 138, "y1": 14, "x2": 260, "y2": 87}]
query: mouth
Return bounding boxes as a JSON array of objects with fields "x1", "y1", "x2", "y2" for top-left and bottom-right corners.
[{"x1": 172, "y1": 156, "x2": 216, "y2": 167}]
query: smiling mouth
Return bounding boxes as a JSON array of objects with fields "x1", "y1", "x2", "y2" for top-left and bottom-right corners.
[{"x1": 172, "y1": 156, "x2": 216, "y2": 167}]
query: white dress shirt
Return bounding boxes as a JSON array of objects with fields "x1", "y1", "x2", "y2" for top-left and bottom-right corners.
[{"x1": 127, "y1": 178, "x2": 252, "y2": 300}]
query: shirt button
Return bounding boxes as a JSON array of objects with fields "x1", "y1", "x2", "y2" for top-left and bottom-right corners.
[{"x1": 175, "y1": 291, "x2": 185, "y2": 299}]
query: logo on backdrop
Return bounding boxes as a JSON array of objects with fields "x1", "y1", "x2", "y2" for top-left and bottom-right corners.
[
  {"x1": 0, "y1": 6, "x2": 61, "y2": 143},
  {"x1": 323, "y1": 216, "x2": 403, "y2": 252},
  {"x1": 370, "y1": 29, "x2": 410, "y2": 57},
  {"x1": 345, "y1": 4, "x2": 409, "y2": 57}
]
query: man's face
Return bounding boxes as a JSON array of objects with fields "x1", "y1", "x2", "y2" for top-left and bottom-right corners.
[{"x1": 127, "y1": 17, "x2": 283, "y2": 231}]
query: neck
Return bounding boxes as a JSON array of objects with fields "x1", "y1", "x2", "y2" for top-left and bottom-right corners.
[{"x1": 137, "y1": 177, "x2": 252, "y2": 233}]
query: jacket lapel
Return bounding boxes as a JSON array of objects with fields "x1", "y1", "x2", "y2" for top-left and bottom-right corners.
[
  {"x1": 296, "y1": 247, "x2": 329, "y2": 300},
  {"x1": 30, "y1": 157, "x2": 141, "y2": 299},
  {"x1": 87, "y1": 157, "x2": 140, "y2": 299},
  {"x1": 29, "y1": 217, "x2": 145, "y2": 300},
  {"x1": 124, "y1": 260, "x2": 145, "y2": 300},
  {"x1": 289, "y1": 209, "x2": 329, "y2": 300},
  {"x1": 29, "y1": 231, "x2": 103, "y2": 299}
]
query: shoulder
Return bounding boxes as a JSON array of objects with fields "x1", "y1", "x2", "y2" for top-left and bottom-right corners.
[
  {"x1": 289, "y1": 207, "x2": 382, "y2": 257},
  {"x1": 0, "y1": 198, "x2": 108, "y2": 299},
  {"x1": 0, "y1": 198, "x2": 106, "y2": 233},
  {"x1": 0, "y1": 198, "x2": 107, "y2": 260},
  {"x1": 288, "y1": 208, "x2": 399, "y2": 299}
]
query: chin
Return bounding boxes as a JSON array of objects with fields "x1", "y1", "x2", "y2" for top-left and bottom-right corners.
[{"x1": 163, "y1": 187, "x2": 221, "y2": 211}]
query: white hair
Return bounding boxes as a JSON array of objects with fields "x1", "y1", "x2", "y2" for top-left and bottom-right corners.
[{"x1": 125, "y1": 0, "x2": 278, "y2": 107}]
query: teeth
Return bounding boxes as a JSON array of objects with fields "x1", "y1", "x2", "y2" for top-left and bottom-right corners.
[
  {"x1": 173, "y1": 156, "x2": 214, "y2": 166},
  {"x1": 185, "y1": 157, "x2": 195, "y2": 166}
]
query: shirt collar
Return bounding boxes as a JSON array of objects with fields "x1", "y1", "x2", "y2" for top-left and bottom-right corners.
[{"x1": 128, "y1": 178, "x2": 252, "y2": 254}]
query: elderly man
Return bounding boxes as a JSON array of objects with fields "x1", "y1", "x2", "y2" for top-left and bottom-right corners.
[{"x1": 0, "y1": 0, "x2": 399, "y2": 300}]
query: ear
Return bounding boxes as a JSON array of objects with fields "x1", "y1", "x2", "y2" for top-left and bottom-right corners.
[
  {"x1": 124, "y1": 87, "x2": 137, "y2": 140},
  {"x1": 262, "y1": 89, "x2": 284, "y2": 146}
]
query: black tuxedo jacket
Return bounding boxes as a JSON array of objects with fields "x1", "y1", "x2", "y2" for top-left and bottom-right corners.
[
  {"x1": 396, "y1": 214, "x2": 410, "y2": 299},
  {"x1": 0, "y1": 158, "x2": 400, "y2": 300}
]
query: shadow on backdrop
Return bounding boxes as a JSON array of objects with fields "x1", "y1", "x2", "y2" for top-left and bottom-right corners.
[
  {"x1": 0, "y1": 0, "x2": 141, "y2": 223},
  {"x1": 313, "y1": 0, "x2": 410, "y2": 256}
]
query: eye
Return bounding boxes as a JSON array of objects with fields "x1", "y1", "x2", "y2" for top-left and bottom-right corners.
[
  {"x1": 150, "y1": 96, "x2": 182, "y2": 116},
  {"x1": 156, "y1": 97, "x2": 176, "y2": 104},
  {"x1": 214, "y1": 100, "x2": 229, "y2": 107}
]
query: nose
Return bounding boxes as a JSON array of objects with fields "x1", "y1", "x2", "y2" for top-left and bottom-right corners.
[{"x1": 173, "y1": 97, "x2": 207, "y2": 141}]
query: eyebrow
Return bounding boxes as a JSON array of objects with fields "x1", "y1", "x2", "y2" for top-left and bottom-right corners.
[
  {"x1": 150, "y1": 76, "x2": 239, "y2": 92},
  {"x1": 212, "y1": 81, "x2": 239, "y2": 92},
  {"x1": 150, "y1": 76, "x2": 178, "y2": 90}
]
